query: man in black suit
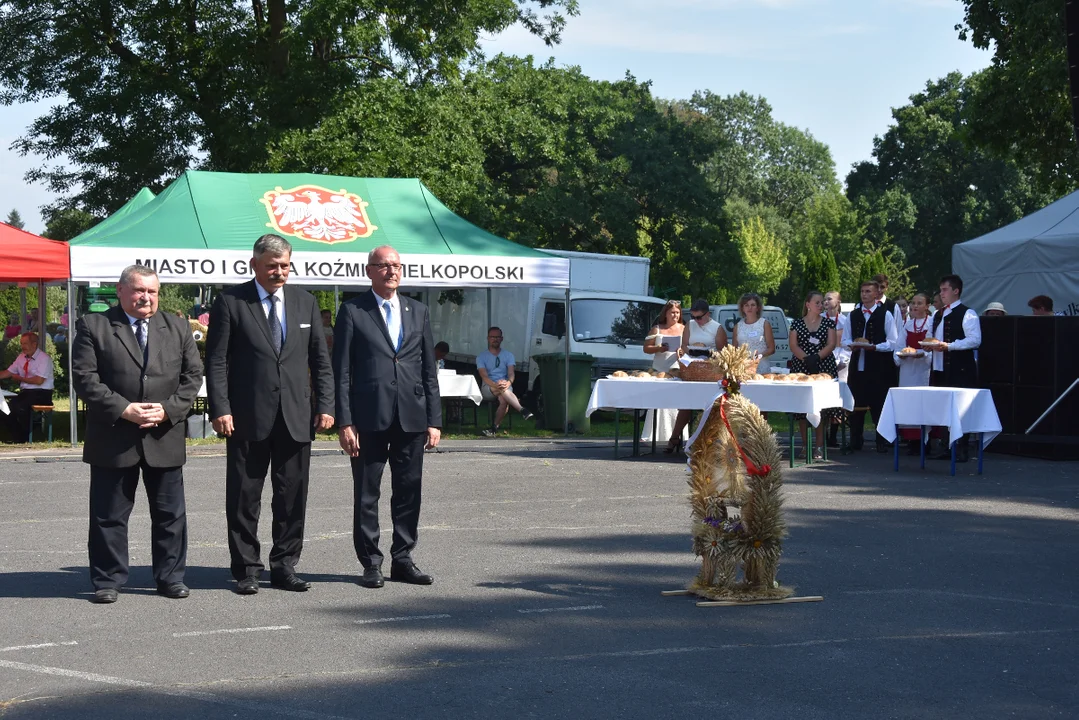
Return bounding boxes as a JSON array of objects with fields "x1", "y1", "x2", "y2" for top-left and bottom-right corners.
[
  {"x1": 334, "y1": 245, "x2": 441, "y2": 588},
  {"x1": 206, "y1": 234, "x2": 335, "y2": 594},
  {"x1": 71, "y1": 265, "x2": 203, "y2": 604}
]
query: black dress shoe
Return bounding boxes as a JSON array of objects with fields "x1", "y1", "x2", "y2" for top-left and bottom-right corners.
[
  {"x1": 157, "y1": 582, "x2": 190, "y2": 599},
  {"x1": 235, "y1": 577, "x2": 260, "y2": 595},
  {"x1": 359, "y1": 566, "x2": 384, "y2": 588},
  {"x1": 92, "y1": 588, "x2": 118, "y2": 604},
  {"x1": 390, "y1": 562, "x2": 434, "y2": 585},
  {"x1": 875, "y1": 440, "x2": 891, "y2": 453},
  {"x1": 270, "y1": 574, "x2": 310, "y2": 592}
]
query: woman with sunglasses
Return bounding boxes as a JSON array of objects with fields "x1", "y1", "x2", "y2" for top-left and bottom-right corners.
[
  {"x1": 665, "y1": 299, "x2": 727, "y2": 453},
  {"x1": 642, "y1": 300, "x2": 685, "y2": 447}
]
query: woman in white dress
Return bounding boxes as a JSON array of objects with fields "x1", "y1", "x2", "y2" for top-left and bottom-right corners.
[
  {"x1": 893, "y1": 292, "x2": 933, "y2": 454},
  {"x1": 666, "y1": 299, "x2": 728, "y2": 453},
  {"x1": 733, "y1": 292, "x2": 775, "y2": 373},
  {"x1": 642, "y1": 300, "x2": 684, "y2": 444}
]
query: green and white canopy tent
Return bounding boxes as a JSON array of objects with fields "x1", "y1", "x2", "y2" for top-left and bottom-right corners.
[{"x1": 69, "y1": 172, "x2": 569, "y2": 288}]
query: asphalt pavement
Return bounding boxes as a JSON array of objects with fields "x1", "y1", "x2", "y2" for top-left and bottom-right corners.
[{"x1": 0, "y1": 439, "x2": 1076, "y2": 719}]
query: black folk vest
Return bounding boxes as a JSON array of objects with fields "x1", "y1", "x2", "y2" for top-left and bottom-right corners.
[{"x1": 931, "y1": 303, "x2": 978, "y2": 387}]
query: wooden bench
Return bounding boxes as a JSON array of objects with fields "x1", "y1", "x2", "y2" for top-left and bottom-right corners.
[{"x1": 29, "y1": 404, "x2": 54, "y2": 442}]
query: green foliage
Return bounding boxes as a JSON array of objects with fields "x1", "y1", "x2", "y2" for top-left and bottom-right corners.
[
  {"x1": 732, "y1": 216, "x2": 789, "y2": 296},
  {"x1": 0, "y1": 0, "x2": 578, "y2": 216},
  {"x1": 799, "y1": 246, "x2": 840, "y2": 299},
  {"x1": 956, "y1": 0, "x2": 1079, "y2": 198},
  {"x1": 43, "y1": 208, "x2": 98, "y2": 241},
  {"x1": 156, "y1": 285, "x2": 198, "y2": 317},
  {"x1": 4, "y1": 209, "x2": 24, "y2": 229}
]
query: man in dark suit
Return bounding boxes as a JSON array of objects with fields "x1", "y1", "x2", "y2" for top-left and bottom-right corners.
[
  {"x1": 71, "y1": 265, "x2": 203, "y2": 604},
  {"x1": 206, "y1": 234, "x2": 334, "y2": 594},
  {"x1": 334, "y1": 245, "x2": 441, "y2": 588}
]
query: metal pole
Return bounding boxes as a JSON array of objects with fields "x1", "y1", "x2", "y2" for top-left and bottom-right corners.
[
  {"x1": 19, "y1": 287, "x2": 26, "y2": 329},
  {"x1": 36, "y1": 280, "x2": 45, "y2": 336},
  {"x1": 333, "y1": 285, "x2": 340, "y2": 316},
  {"x1": 1025, "y1": 377, "x2": 1079, "y2": 434},
  {"x1": 564, "y1": 287, "x2": 570, "y2": 436},
  {"x1": 67, "y1": 279, "x2": 77, "y2": 447},
  {"x1": 485, "y1": 288, "x2": 492, "y2": 335}
]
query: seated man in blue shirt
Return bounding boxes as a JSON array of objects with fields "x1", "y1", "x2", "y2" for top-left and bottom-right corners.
[{"x1": 476, "y1": 326, "x2": 533, "y2": 436}]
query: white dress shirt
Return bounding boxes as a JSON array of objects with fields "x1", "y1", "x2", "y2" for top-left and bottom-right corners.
[
  {"x1": 930, "y1": 300, "x2": 981, "y2": 372},
  {"x1": 6, "y1": 349, "x2": 54, "y2": 390},
  {"x1": 850, "y1": 303, "x2": 898, "y2": 372},
  {"x1": 880, "y1": 294, "x2": 905, "y2": 332},
  {"x1": 372, "y1": 289, "x2": 402, "y2": 346},
  {"x1": 255, "y1": 283, "x2": 286, "y2": 342}
]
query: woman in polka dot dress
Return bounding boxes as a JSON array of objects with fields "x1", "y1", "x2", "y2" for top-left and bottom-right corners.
[{"x1": 788, "y1": 291, "x2": 837, "y2": 459}]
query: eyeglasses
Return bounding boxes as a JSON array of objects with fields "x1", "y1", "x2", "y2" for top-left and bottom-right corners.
[
  {"x1": 369, "y1": 263, "x2": 402, "y2": 273},
  {"x1": 488, "y1": 335, "x2": 502, "y2": 340},
  {"x1": 691, "y1": 313, "x2": 705, "y2": 320}
]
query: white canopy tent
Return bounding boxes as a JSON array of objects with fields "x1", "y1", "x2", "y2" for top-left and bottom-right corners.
[{"x1": 953, "y1": 191, "x2": 1079, "y2": 316}]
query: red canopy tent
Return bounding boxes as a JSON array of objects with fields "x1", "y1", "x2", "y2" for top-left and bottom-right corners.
[{"x1": 0, "y1": 222, "x2": 70, "y2": 282}]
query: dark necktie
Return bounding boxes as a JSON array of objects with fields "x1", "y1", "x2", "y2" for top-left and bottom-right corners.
[
  {"x1": 268, "y1": 295, "x2": 282, "y2": 353},
  {"x1": 135, "y1": 319, "x2": 147, "y2": 352}
]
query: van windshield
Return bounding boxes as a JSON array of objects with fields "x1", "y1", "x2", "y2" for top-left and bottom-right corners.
[{"x1": 570, "y1": 299, "x2": 664, "y2": 345}]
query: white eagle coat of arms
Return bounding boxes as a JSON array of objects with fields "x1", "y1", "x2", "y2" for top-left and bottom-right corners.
[{"x1": 260, "y1": 185, "x2": 378, "y2": 243}]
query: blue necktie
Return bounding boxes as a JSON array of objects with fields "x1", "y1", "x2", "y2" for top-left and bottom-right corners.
[{"x1": 383, "y1": 300, "x2": 401, "y2": 351}]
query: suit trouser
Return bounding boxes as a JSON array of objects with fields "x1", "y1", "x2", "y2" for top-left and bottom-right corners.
[
  {"x1": 352, "y1": 416, "x2": 426, "y2": 569},
  {"x1": 6, "y1": 388, "x2": 53, "y2": 442},
  {"x1": 847, "y1": 370, "x2": 889, "y2": 447},
  {"x1": 88, "y1": 461, "x2": 187, "y2": 590},
  {"x1": 225, "y1": 409, "x2": 311, "y2": 580}
]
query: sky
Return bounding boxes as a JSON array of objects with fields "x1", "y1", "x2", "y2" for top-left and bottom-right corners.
[{"x1": 0, "y1": 0, "x2": 991, "y2": 234}]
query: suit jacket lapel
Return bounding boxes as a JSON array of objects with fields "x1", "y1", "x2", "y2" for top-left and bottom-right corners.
[
  {"x1": 244, "y1": 281, "x2": 277, "y2": 355},
  {"x1": 400, "y1": 297, "x2": 414, "y2": 350},
  {"x1": 144, "y1": 313, "x2": 169, "y2": 370},
  {"x1": 109, "y1": 307, "x2": 145, "y2": 369},
  {"x1": 364, "y1": 292, "x2": 396, "y2": 353},
  {"x1": 282, "y1": 286, "x2": 301, "y2": 356}
]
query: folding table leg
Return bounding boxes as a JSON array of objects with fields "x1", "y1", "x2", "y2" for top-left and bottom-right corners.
[
  {"x1": 652, "y1": 411, "x2": 658, "y2": 455},
  {"x1": 788, "y1": 414, "x2": 795, "y2": 468},
  {"x1": 977, "y1": 432, "x2": 984, "y2": 475},
  {"x1": 920, "y1": 426, "x2": 926, "y2": 470},
  {"x1": 950, "y1": 441, "x2": 957, "y2": 477},
  {"x1": 632, "y1": 411, "x2": 641, "y2": 457},
  {"x1": 614, "y1": 411, "x2": 620, "y2": 458},
  {"x1": 894, "y1": 425, "x2": 900, "y2": 471}
]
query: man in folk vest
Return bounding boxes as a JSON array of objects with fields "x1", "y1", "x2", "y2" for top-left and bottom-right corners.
[
  {"x1": 929, "y1": 274, "x2": 981, "y2": 462},
  {"x1": 846, "y1": 280, "x2": 898, "y2": 452}
]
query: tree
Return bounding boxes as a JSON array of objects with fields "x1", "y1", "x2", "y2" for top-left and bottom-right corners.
[
  {"x1": 4, "y1": 209, "x2": 24, "y2": 229},
  {"x1": 732, "y1": 216, "x2": 789, "y2": 297},
  {"x1": 42, "y1": 207, "x2": 98, "y2": 241},
  {"x1": 799, "y1": 246, "x2": 840, "y2": 299},
  {"x1": 845, "y1": 72, "x2": 1050, "y2": 291},
  {"x1": 0, "y1": 0, "x2": 579, "y2": 215},
  {"x1": 686, "y1": 91, "x2": 840, "y2": 219},
  {"x1": 956, "y1": 0, "x2": 1079, "y2": 197}
]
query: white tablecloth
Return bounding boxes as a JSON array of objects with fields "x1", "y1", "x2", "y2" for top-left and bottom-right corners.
[
  {"x1": 587, "y1": 378, "x2": 853, "y2": 427},
  {"x1": 876, "y1": 387, "x2": 1002, "y2": 446},
  {"x1": 438, "y1": 375, "x2": 482, "y2": 405},
  {"x1": 0, "y1": 389, "x2": 15, "y2": 415}
]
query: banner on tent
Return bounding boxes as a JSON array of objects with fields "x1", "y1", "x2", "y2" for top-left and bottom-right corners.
[{"x1": 69, "y1": 248, "x2": 570, "y2": 288}]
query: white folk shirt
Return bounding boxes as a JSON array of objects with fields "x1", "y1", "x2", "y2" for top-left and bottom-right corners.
[
  {"x1": 6, "y1": 349, "x2": 54, "y2": 390},
  {"x1": 930, "y1": 300, "x2": 981, "y2": 372},
  {"x1": 255, "y1": 283, "x2": 286, "y2": 341},
  {"x1": 852, "y1": 303, "x2": 898, "y2": 373},
  {"x1": 879, "y1": 294, "x2": 905, "y2": 332}
]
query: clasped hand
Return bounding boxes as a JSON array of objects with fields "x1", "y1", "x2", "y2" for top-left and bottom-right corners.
[{"x1": 122, "y1": 402, "x2": 167, "y2": 429}]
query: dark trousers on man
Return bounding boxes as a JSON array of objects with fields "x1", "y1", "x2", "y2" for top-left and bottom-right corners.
[
  {"x1": 352, "y1": 416, "x2": 426, "y2": 570},
  {"x1": 225, "y1": 409, "x2": 311, "y2": 581},
  {"x1": 88, "y1": 461, "x2": 187, "y2": 590},
  {"x1": 6, "y1": 388, "x2": 53, "y2": 443},
  {"x1": 847, "y1": 371, "x2": 889, "y2": 449}
]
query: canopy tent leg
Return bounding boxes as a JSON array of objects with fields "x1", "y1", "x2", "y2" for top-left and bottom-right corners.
[
  {"x1": 333, "y1": 285, "x2": 340, "y2": 316},
  {"x1": 67, "y1": 279, "x2": 77, "y2": 448},
  {"x1": 19, "y1": 288, "x2": 26, "y2": 330},
  {"x1": 37, "y1": 280, "x2": 45, "y2": 339},
  {"x1": 564, "y1": 287, "x2": 570, "y2": 436}
]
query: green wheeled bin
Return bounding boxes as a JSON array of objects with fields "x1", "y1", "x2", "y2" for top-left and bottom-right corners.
[{"x1": 533, "y1": 352, "x2": 596, "y2": 433}]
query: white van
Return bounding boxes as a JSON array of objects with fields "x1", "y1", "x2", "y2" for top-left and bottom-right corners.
[{"x1": 711, "y1": 304, "x2": 792, "y2": 371}]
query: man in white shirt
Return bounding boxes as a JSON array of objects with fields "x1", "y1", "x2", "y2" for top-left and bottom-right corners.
[
  {"x1": 928, "y1": 274, "x2": 981, "y2": 462},
  {"x1": 845, "y1": 280, "x2": 898, "y2": 452},
  {"x1": 872, "y1": 274, "x2": 906, "y2": 333},
  {"x1": 0, "y1": 332, "x2": 54, "y2": 443}
]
